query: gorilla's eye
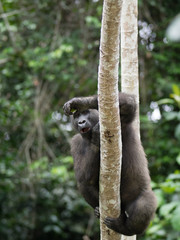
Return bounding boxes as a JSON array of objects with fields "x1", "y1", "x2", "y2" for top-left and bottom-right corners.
[
  {"x1": 82, "y1": 110, "x2": 89, "y2": 115},
  {"x1": 73, "y1": 111, "x2": 80, "y2": 118},
  {"x1": 74, "y1": 110, "x2": 89, "y2": 118}
]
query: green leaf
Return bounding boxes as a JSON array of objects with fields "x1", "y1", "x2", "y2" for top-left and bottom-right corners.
[
  {"x1": 176, "y1": 153, "x2": 180, "y2": 165},
  {"x1": 44, "y1": 225, "x2": 61, "y2": 234},
  {"x1": 71, "y1": 108, "x2": 77, "y2": 113},
  {"x1": 175, "y1": 123, "x2": 180, "y2": 140},
  {"x1": 159, "y1": 202, "x2": 178, "y2": 217},
  {"x1": 147, "y1": 225, "x2": 160, "y2": 234},
  {"x1": 172, "y1": 84, "x2": 180, "y2": 96},
  {"x1": 153, "y1": 189, "x2": 165, "y2": 207},
  {"x1": 160, "y1": 181, "x2": 176, "y2": 193},
  {"x1": 151, "y1": 181, "x2": 157, "y2": 188},
  {"x1": 157, "y1": 98, "x2": 174, "y2": 105},
  {"x1": 51, "y1": 166, "x2": 68, "y2": 178},
  {"x1": 61, "y1": 156, "x2": 73, "y2": 164},
  {"x1": 85, "y1": 16, "x2": 101, "y2": 28},
  {"x1": 171, "y1": 206, "x2": 180, "y2": 231},
  {"x1": 164, "y1": 111, "x2": 178, "y2": 121},
  {"x1": 30, "y1": 157, "x2": 48, "y2": 170},
  {"x1": 168, "y1": 173, "x2": 180, "y2": 180},
  {"x1": 50, "y1": 215, "x2": 59, "y2": 223},
  {"x1": 147, "y1": 224, "x2": 165, "y2": 236},
  {"x1": 170, "y1": 94, "x2": 180, "y2": 106}
]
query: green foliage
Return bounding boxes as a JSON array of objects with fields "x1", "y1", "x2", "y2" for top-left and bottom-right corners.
[
  {"x1": 141, "y1": 85, "x2": 180, "y2": 240},
  {"x1": 0, "y1": 0, "x2": 101, "y2": 239},
  {"x1": 0, "y1": 155, "x2": 98, "y2": 240},
  {"x1": 146, "y1": 171, "x2": 180, "y2": 239},
  {"x1": 0, "y1": 0, "x2": 180, "y2": 239}
]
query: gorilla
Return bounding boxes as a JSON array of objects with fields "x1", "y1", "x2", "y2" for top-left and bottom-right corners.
[{"x1": 63, "y1": 92, "x2": 157, "y2": 236}]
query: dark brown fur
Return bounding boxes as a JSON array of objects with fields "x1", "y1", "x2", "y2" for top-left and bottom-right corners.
[{"x1": 63, "y1": 93, "x2": 157, "y2": 236}]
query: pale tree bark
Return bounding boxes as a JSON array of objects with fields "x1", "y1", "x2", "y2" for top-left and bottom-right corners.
[
  {"x1": 121, "y1": 0, "x2": 138, "y2": 239},
  {"x1": 98, "y1": 0, "x2": 123, "y2": 240},
  {"x1": 121, "y1": 0, "x2": 139, "y2": 135},
  {"x1": 98, "y1": 0, "x2": 139, "y2": 239}
]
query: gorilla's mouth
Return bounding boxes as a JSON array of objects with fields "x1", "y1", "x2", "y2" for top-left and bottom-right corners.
[{"x1": 81, "y1": 127, "x2": 90, "y2": 133}]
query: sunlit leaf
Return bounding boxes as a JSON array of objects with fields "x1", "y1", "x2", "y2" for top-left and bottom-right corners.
[
  {"x1": 176, "y1": 153, "x2": 180, "y2": 165},
  {"x1": 30, "y1": 157, "x2": 48, "y2": 170},
  {"x1": 160, "y1": 182, "x2": 176, "y2": 193},
  {"x1": 62, "y1": 156, "x2": 73, "y2": 164},
  {"x1": 157, "y1": 98, "x2": 174, "y2": 105},
  {"x1": 51, "y1": 166, "x2": 68, "y2": 179},
  {"x1": 172, "y1": 84, "x2": 180, "y2": 96}
]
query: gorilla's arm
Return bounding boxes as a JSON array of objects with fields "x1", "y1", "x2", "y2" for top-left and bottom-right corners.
[
  {"x1": 63, "y1": 93, "x2": 136, "y2": 123},
  {"x1": 71, "y1": 132, "x2": 100, "y2": 209},
  {"x1": 78, "y1": 183, "x2": 99, "y2": 209},
  {"x1": 63, "y1": 95, "x2": 98, "y2": 115}
]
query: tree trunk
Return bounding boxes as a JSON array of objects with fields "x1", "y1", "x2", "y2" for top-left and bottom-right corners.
[
  {"x1": 98, "y1": 0, "x2": 123, "y2": 240},
  {"x1": 121, "y1": 0, "x2": 139, "y2": 134},
  {"x1": 98, "y1": 0, "x2": 139, "y2": 239},
  {"x1": 121, "y1": 0, "x2": 139, "y2": 239}
]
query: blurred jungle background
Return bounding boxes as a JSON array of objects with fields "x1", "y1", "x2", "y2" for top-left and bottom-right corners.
[{"x1": 0, "y1": 0, "x2": 180, "y2": 239}]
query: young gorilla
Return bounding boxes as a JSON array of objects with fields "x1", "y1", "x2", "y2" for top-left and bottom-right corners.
[{"x1": 63, "y1": 93, "x2": 157, "y2": 236}]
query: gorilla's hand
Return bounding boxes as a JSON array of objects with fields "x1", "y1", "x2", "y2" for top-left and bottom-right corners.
[
  {"x1": 63, "y1": 98, "x2": 86, "y2": 116},
  {"x1": 63, "y1": 96, "x2": 98, "y2": 116}
]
